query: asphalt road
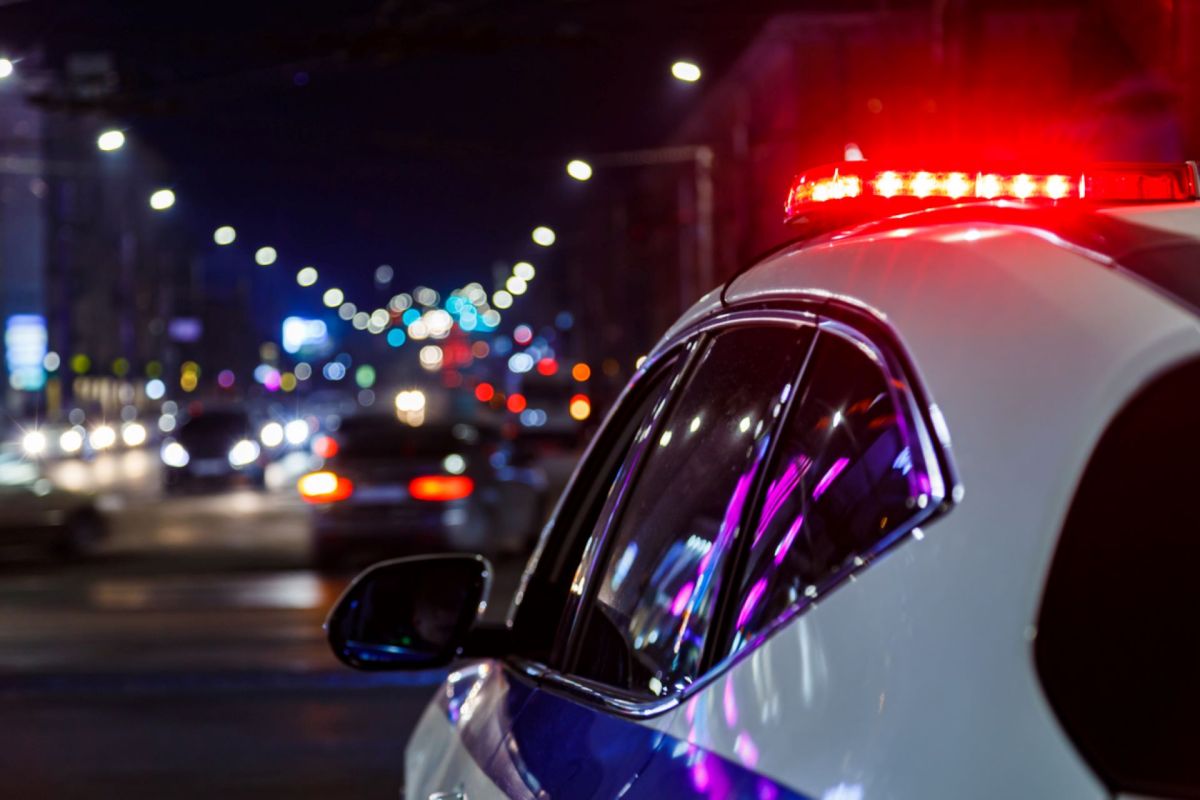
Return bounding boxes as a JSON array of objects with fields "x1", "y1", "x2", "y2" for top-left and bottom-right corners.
[{"x1": 0, "y1": 451, "x2": 528, "y2": 798}]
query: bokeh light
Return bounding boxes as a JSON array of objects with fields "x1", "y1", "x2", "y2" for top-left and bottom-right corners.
[
  {"x1": 566, "y1": 159, "x2": 593, "y2": 181},
  {"x1": 149, "y1": 189, "x2": 176, "y2": 211},
  {"x1": 97, "y1": 130, "x2": 126, "y2": 152},
  {"x1": 296, "y1": 266, "x2": 318, "y2": 286},
  {"x1": 255, "y1": 246, "x2": 277, "y2": 266},
  {"x1": 671, "y1": 60, "x2": 702, "y2": 82},
  {"x1": 213, "y1": 225, "x2": 237, "y2": 245}
]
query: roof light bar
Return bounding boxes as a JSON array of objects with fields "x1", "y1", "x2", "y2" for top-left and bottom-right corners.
[{"x1": 785, "y1": 162, "x2": 1199, "y2": 223}]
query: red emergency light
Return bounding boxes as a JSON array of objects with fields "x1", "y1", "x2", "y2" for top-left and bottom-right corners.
[{"x1": 784, "y1": 162, "x2": 1199, "y2": 224}]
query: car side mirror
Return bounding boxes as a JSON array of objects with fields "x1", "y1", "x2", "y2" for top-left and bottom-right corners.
[{"x1": 326, "y1": 554, "x2": 492, "y2": 671}]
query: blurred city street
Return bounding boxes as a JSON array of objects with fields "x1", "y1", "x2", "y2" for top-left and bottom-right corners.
[{"x1": 0, "y1": 452, "x2": 524, "y2": 797}]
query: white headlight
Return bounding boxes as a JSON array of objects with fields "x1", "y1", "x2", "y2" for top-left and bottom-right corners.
[
  {"x1": 284, "y1": 419, "x2": 310, "y2": 446},
  {"x1": 89, "y1": 425, "x2": 116, "y2": 450},
  {"x1": 161, "y1": 441, "x2": 190, "y2": 468},
  {"x1": 21, "y1": 430, "x2": 46, "y2": 456},
  {"x1": 59, "y1": 428, "x2": 84, "y2": 454},
  {"x1": 260, "y1": 422, "x2": 284, "y2": 448},
  {"x1": 228, "y1": 439, "x2": 261, "y2": 468},
  {"x1": 121, "y1": 422, "x2": 147, "y2": 447}
]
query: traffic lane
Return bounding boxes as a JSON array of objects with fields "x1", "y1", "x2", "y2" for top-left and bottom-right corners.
[
  {"x1": 0, "y1": 478, "x2": 529, "y2": 797},
  {"x1": 0, "y1": 481, "x2": 528, "y2": 674},
  {"x1": 0, "y1": 679, "x2": 433, "y2": 799}
]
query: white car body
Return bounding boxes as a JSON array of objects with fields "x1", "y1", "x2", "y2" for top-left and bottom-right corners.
[{"x1": 404, "y1": 194, "x2": 1200, "y2": 799}]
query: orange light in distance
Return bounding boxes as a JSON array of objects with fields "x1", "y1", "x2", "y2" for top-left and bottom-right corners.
[
  {"x1": 571, "y1": 363, "x2": 591, "y2": 382},
  {"x1": 297, "y1": 471, "x2": 353, "y2": 503},
  {"x1": 475, "y1": 382, "x2": 495, "y2": 402},
  {"x1": 569, "y1": 393, "x2": 592, "y2": 421},
  {"x1": 409, "y1": 475, "x2": 475, "y2": 502},
  {"x1": 506, "y1": 393, "x2": 527, "y2": 413}
]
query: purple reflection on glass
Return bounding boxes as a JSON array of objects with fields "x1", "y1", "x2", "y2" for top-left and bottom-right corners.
[
  {"x1": 757, "y1": 778, "x2": 780, "y2": 800},
  {"x1": 753, "y1": 456, "x2": 810, "y2": 546},
  {"x1": 812, "y1": 456, "x2": 850, "y2": 500},
  {"x1": 671, "y1": 581, "x2": 696, "y2": 617},
  {"x1": 736, "y1": 577, "x2": 768, "y2": 630},
  {"x1": 773, "y1": 513, "x2": 805, "y2": 566},
  {"x1": 723, "y1": 679, "x2": 738, "y2": 727}
]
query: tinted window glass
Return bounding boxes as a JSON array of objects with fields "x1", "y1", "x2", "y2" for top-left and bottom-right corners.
[
  {"x1": 731, "y1": 331, "x2": 933, "y2": 652},
  {"x1": 509, "y1": 353, "x2": 685, "y2": 664},
  {"x1": 569, "y1": 326, "x2": 813, "y2": 699},
  {"x1": 335, "y1": 418, "x2": 482, "y2": 459},
  {"x1": 179, "y1": 412, "x2": 249, "y2": 441}
]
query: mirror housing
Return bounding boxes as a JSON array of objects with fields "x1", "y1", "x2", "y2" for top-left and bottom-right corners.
[{"x1": 326, "y1": 553, "x2": 493, "y2": 671}]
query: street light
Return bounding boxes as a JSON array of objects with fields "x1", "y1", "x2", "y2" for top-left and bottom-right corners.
[
  {"x1": 296, "y1": 266, "x2": 318, "y2": 287},
  {"x1": 149, "y1": 189, "x2": 176, "y2": 211},
  {"x1": 255, "y1": 246, "x2": 277, "y2": 266},
  {"x1": 213, "y1": 225, "x2": 236, "y2": 245},
  {"x1": 97, "y1": 130, "x2": 126, "y2": 152},
  {"x1": 566, "y1": 159, "x2": 593, "y2": 181},
  {"x1": 0, "y1": 59, "x2": 14, "y2": 79},
  {"x1": 531, "y1": 226, "x2": 556, "y2": 246},
  {"x1": 671, "y1": 61, "x2": 701, "y2": 83}
]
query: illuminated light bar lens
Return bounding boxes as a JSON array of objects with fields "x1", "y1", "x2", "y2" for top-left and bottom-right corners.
[
  {"x1": 785, "y1": 162, "x2": 1198, "y2": 222},
  {"x1": 297, "y1": 471, "x2": 353, "y2": 503},
  {"x1": 408, "y1": 475, "x2": 475, "y2": 502}
]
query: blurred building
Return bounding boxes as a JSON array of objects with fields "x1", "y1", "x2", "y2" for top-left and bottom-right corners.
[
  {"x1": 570, "y1": 1, "x2": 1200, "y2": 384},
  {"x1": 0, "y1": 58, "x2": 47, "y2": 420}
]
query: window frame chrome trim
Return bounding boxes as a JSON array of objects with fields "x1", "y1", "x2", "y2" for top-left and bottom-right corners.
[{"x1": 507, "y1": 299, "x2": 961, "y2": 720}]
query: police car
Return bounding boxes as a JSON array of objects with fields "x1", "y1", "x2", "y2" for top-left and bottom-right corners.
[{"x1": 326, "y1": 161, "x2": 1200, "y2": 799}]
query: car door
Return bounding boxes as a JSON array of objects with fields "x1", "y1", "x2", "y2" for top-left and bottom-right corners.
[
  {"x1": 631, "y1": 317, "x2": 958, "y2": 799},
  {"x1": 405, "y1": 350, "x2": 692, "y2": 800},
  {"x1": 489, "y1": 320, "x2": 818, "y2": 799}
]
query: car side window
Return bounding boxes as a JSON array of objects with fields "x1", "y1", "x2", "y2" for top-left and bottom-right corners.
[
  {"x1": 730, "y1": 328, "x2": 938, "y2": 653},
  {"x1": 566, "y1": 325, "x2": 814, "y2": 700},
  {"x1": 508, "y1": 352, "x2": 686, "y2": 665}
]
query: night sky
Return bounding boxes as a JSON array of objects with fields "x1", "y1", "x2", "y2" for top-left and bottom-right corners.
[{"x1": 0, "y1": 0, "x2": 819, "y2": 311}]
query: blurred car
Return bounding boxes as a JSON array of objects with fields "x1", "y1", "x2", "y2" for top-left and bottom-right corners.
[
  {"x1": 0, "y1": 447, "x2": 106, "y2": 558},
  {"x1": 327, "y1": 160, "x2": 1200, "y2": 799},
  {"x1": 299, "y1": 415, "x2": 543, "y2": 567},
  {"x1": 161, "y1": 409, "x2": 264, "y2": 492}
]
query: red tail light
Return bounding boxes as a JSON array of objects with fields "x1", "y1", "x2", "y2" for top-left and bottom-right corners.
[
  {"x1": 298, "y1": 471, "x2": 353, "y2": 503},
  {"x1": 312, "y1": 434, "x2": 338, "y2": 459},
  {"x1": 409, "y1": 474, "x2": 474, "y2": 502}
]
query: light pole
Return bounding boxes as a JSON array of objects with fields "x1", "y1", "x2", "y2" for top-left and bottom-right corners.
[{"x1": 568, "y1": 145, "x2": 715, "y2": 312}]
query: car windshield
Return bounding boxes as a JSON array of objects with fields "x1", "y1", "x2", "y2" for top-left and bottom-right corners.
[
  {"x1": 334, "y1": 420, "x2": 481, "y2": 460},
  {"x1": 177, "y1": 413, "x2": 249, "y2": 442}
]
